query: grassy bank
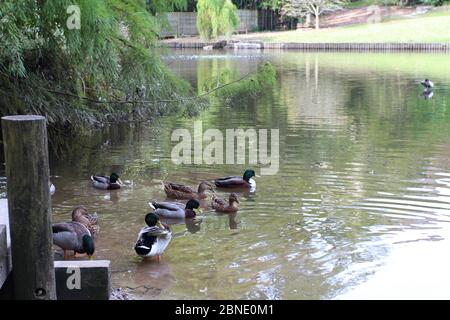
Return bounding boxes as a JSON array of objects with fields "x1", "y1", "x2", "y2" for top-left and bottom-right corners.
[{"x1": 246, "y1": 11, "x2": 450, "y2": 43}]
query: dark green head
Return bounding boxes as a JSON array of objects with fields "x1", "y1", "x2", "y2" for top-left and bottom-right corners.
[
  {"x1": 82, "y1": 234, "x2": 95, "y2": 258},
  {"x1": 243, "y1": 169, "x2": 256, "y2": 182},
  {"x1": 145, "y1": 212, "x2": 160, "y2": 227},
  {"x1": 110, "y1": 173, "x2": 120, "y2": 183},
  {"x1": 185, "y1": 199, "x2": 200, "y2": 210}
]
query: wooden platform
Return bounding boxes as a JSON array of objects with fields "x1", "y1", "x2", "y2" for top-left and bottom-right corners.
[
  {"x1": 1, "y1": 199, "x2": 111, "y2": 299},
  {"x1": 0, "y1": 199, "x2": 12, "y2": 289}
]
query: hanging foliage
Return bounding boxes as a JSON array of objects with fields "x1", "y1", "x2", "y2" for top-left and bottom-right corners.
[
  {"x1": 0, "y1": 0, "x2": 204, "y2": 130},
  {"x1": 197, "y1": 0, "x2": 240, "y2": 40}
]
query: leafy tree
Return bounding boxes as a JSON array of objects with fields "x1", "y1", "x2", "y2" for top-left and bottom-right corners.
[
  {"x1": 260, "y1": 0, "x2": 282, "y2": 9},
  {"x1": 281, "y1": 0, "x2": 344, "y2": 29},
  {"x1": 197, "y1": 0, "x2": 240, "y2": 40},
  {"x1": 0, "y1": 0, "x2": 201, "y2": 130}
]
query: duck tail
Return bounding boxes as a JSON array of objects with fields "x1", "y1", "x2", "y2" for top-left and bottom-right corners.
[{"x1": 148, "y1": 202, "x2": 156, "y2": 210}]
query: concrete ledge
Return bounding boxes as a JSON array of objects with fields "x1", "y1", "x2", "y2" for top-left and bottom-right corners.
[
  {"x1": 0, "y1": 199, "x2": 12, "y2": 290},
  {"x1": 0, "y1": 225, "x2": 12, "y2": 289},
  {"x1": 162, "y1": 41, "x2": 450, "y2": 52},
  {"x1": 54, "y1": 260, "x2": 111, "y2": 300}
]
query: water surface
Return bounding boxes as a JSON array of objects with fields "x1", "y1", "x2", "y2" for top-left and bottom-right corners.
[{"x1": 2, "y1": 50, "x2": 450, "y2": 299}]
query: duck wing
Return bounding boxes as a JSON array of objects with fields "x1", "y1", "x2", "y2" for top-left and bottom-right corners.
[
  {"x1": 214, "y1": 176, "x2": 247, "y2": 187},
  {"x1": 135, "y1": 226, "x2": 172, "y2": 257},
  {"x1": 52, "y1": 222, "x2": 90, "y2": 252},
  {"x1": 91, "y1": 175, "x2": 110, "y2": 184},
  {"x1": 211, "y1": 194, "x2": 228, "y2": 210},
  {"x1": 142, "y1": 226, "x2": 170, "y2": 237},
  {"x1": 165, "y1": 182, "x2": 196, "y2": 193},
  {"x1": 150, "y1": 201, "x2": 184, "y2": 211}
]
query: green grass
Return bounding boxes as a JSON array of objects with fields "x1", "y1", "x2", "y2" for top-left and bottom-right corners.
[
  {"x1": 344, "y1": 0, "x2": 396, "y2": 9},
  {"x1": 263, "y1": 11, "x2": 450, "y2": 43}
]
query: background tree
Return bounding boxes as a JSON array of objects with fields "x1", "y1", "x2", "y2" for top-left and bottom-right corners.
[
  {"x1": 281, "y1": 0, "x2": 344, "y2": 29},
  {"x1": 197, "y1": 0, "x2": 240, "y2": 40}
]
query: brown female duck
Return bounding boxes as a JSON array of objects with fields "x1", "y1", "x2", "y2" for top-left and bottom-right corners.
[
  {"x1": 211, "y1": 193, "x2": 240, "y2": 213},
  {"x1": 163, "y1": 181, "x2": 214, "y2": 199},
  {"x1": 71, "y1": 206, "x2": 99, "y2": 238}
]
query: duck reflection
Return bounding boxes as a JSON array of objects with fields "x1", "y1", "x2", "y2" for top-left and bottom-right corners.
[{"x1": 422, "y1": 88, "x2": 434, "y2": 100}]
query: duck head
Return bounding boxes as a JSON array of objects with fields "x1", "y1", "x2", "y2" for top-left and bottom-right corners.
[
  {"x1": 185, "y1": 199, "x2": 201, "y2": 218},
  {"x1": 198, "y1": 181, "x2": 214, "y2": 193},
  {"x1": 82, "y1": 234, "x2": 95, "y2": 260},
  {"x1": 229, "y1": 193, "x2": 240, "y2": 206},
  {"x1": 145, "y1": 212, "x2": 164, "y2": 229},
  {"x1": 110, "y1": 173, "x2": 120, "y2": 183},
  {"x1": 243, "y1": 169, "x2": 256, "y2": 182}
]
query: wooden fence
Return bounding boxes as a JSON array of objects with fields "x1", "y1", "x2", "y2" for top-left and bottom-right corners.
[{"x1": 162, "y1": 9, "x2": 259, "y2": 37}]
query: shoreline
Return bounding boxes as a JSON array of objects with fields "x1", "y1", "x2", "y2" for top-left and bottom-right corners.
[{"x1": 162, "y1": 41, "x2": 450, "y2": 52}]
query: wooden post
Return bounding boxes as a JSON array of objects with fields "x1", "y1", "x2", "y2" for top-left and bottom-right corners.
[{"x1": 1, "y1": 115, "x2": 56, "y2": 300}]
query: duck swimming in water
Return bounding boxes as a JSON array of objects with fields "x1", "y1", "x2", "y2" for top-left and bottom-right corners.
[
  {"x1": 149, "y1": 199, "x2": 202, "y2": 219},
  {"x1": 163, "y1": 181, "x2": 214, "y2": 200},
  {"x1": 420, "y1": 79, "x2": 434, "y2": 89},
  {"x1": 214, "y1": 169, "x2": 257, "y2": 189},
  {"x1": 134, "y1": 212, "x2": 172, "y2": 261},
  {"x1": 90, "y1": 173, "x2": 123, "y2": 190},
  {"x1": 211, "y1": 192, "x2": 239, "y2": 213},
  {"x1": 211, "y1": 193, "x2": 240, "y2": 213}
]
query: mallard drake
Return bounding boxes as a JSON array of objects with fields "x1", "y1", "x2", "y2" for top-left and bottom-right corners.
[
  {"x1": 134, "y1": 212, "x2": 172, "y2": 261},
  {"x1": 52, "y1": 221, "x2": 95, "y2": 260},
  {"x1": 163, "y1": 181, "x2": 214, "y2": 199},
  {"x1": 71, "y1": 206, "x2": 99, "y2": 238},
  {"x1": 421, "y1": 79, "x2": 434, "y2": 89},
  {"x1": 211, "y1": 193, "x2": 240, "y2": 213},
  {"x1": 149, "y1": 199, "x2": 201, "y2": 219},
  {"x1": 90, "y1": 173, "x2": 123, "y2": 190},
  {"x1": 214, "y1": 169, "x2": 257, "y2": 189}
]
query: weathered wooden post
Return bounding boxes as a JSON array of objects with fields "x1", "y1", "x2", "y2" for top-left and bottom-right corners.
[{"x1": 1, "y1": 115, "x2": 56, "y2": 299}]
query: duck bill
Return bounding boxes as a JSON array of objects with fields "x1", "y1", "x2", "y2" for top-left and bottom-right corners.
[
  {"x1": 88, "y1": 255, "x2": 93, "y2": 261},
  {"x1": 194, "y1": 208, "x2": 203, "y2": 215},
  {"x1": 156, "y1": 221, "x2": 164, "y2": 229}
]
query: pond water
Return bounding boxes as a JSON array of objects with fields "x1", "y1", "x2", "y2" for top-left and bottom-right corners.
[{"x1": 2, "y1": 50, "x2": 450, "y2": 299}]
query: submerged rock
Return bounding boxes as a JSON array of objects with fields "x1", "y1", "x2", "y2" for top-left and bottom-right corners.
[{"x1": 110, "y1": 287, "x2": 135, "y2": 300}]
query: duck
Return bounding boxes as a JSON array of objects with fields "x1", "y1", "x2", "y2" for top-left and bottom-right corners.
[
  {"x1": 49, "y1": 182, "x2": 56, "y2": 195},
  {"x1": 211, "y1": 193, "x2": 240, "y2": 213},
  {"x1": 71, "y1": 206, "x2": 99, "y2": 238},
  {"x1": 52, "y1": 221, "x2": 95, "y2": 260},
  {"x1": 163, "y1": 181, "x2": 214, "y2": 199},
  {"x1": 90, "y1": 173, "x2": 123, "y2": 190},
  {"x1": 214, "y1": 169, "x2": 257, "y2": 189},
  {"x1": 134, "y1": 212, "x2": 172, "y2": 261},
  {"x1": 149, "y1": 199, "x2": 201, "y2": 219},
  {"x1": 420, "y1": 79, "x2": 434, "y2": 89}
]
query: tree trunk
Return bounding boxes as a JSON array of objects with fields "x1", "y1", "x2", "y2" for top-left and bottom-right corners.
[{"x1": 315, "y1": 13, "x2": 320, "y2": 30}]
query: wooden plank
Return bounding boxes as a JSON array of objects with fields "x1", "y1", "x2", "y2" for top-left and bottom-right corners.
[{"x1": 54, "y1": 260, "x2": 111, "y2": 300}]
